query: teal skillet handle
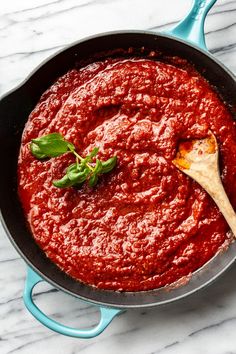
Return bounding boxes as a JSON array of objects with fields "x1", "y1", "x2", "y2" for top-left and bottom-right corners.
[
  {"x1": 23, "y1": 267, "x2": 123, "y2": 338},
  {"x1": 166, "y1": 0, "x2": 217, "y2": 51}
]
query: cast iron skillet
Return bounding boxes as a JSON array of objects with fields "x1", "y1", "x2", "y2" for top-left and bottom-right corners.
[{"x1": 0, "y1": 0, "x2": 236, "y2": 338}]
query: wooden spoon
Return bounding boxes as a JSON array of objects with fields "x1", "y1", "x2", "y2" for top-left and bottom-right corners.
[{"x1": 173, "y1": 132, "x2": 236, "y2": 236}]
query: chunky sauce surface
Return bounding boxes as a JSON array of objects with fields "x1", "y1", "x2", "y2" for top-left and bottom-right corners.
[{"x1": 18, "y1": 57, "x2": 236, "y2": 291}]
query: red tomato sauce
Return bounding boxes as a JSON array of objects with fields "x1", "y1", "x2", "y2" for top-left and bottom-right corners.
[{"x1": 18, "y1": 56, "x2": 236, "y2": 291}]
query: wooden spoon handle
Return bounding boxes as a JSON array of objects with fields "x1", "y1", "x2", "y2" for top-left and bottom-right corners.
[{"x1": 202, "y1": 174, "x2": 236, "y2": 237}]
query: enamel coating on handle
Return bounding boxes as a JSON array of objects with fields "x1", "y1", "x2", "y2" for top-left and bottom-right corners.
[
  {"x1": 167, "y1": 0, "x2": 217, "y2": 50},
  {"x1": 23, "y1": 267, "x2": 122, "y2": 338}
]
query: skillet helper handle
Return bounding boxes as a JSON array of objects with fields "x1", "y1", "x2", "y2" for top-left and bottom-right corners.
[
  {"x1": 167, "y1": 0, "x2": 217, "y2": 50},
  {"x1": 23, "y1": 267, "x2": 122, "y2": 338}
]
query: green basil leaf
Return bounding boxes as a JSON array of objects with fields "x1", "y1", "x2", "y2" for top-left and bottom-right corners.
[
  {"x1": 32, "y1": 140, "x2": 70, "y2": 157},
  {"x1": 31, "y1": 133, "x2": 74, "y2": 158},
  {"x1": 53, "y1": 174, "x2": 74, "y2": 188},
  {"x1": 66, "y1": 163, "x2": 79, "y2": 173},
  {"x1": 94, "y1": 159, "x2": 103, "y2": 174},
  {"x1": 89, "y1": 173, "x2": 99, "y2": 187},
  {"x1": 101, "y1": 156, "x2": 117, "y2": 173},
  {"x1": 67, "y1": 163, "x2": 90, "y2": 183},
  {"x1": 76, "y1": 168, "x2": 90, "y2": 183},
  {"x1": 30, "y1": 142, "x2": 48, "y2": 159}
]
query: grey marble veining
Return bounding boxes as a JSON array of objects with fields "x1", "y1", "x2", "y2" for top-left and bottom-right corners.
[{"x1": 0, "y1": 1, "x2": 236, "y2": 353}]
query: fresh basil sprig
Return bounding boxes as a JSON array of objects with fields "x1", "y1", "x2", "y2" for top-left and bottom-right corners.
[
  {"x1": 30, "y1": 133, "x2": 117, "y2": 189},
  {"x1": 31, "y1": 133, "x2": 74, "y2": 159}
]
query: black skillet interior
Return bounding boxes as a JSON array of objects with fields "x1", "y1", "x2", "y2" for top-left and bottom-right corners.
[{"x1": 0, "y1": 32, "x2": 236, "y2": 308}]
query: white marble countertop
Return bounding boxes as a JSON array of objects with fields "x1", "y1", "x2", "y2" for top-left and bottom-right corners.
[{"x1": 0, "y1": 0, "x2": 236, "y2": 353}]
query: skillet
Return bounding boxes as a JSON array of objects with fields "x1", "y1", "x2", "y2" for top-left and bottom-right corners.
[{"x1": 0, "y1": 0, "x2": 236, "y2": 338}]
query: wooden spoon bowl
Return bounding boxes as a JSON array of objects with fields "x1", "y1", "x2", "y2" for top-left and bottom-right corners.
[{"x1": 173, "y1": 132, "x2": 236, "y2": 236}]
